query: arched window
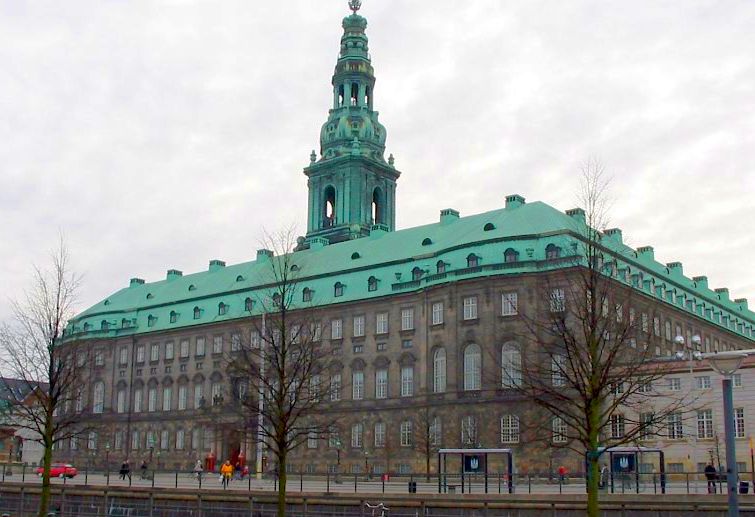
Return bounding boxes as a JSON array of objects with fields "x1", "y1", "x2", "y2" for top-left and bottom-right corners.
[
  {"x1": 323, "y1": 186, "x2": 336, "y2": 227},
  {"x1": 367, "y1": 277, "x2": 378, "y2": 292},
  {"x1": 101, "y1": 320, "x2": 109, "y2": 331},
  {"x1": 546, "y1": 244, "x2": 561, "y2": 260},
  {"x1": 500, "y1": 414, "x2": 520, "y2": 443},
  {"x1": 422, "y1": 238, "x2": 433, "y2": 246},
  {"x1": 351, "y1": 252, "x2": 361, "y2": 260},
  {"x1": 461, "y1": 415, "x2": 478, "y2": 445},
  {"x1": 245, "y1": 297, "x2": 254, "y2": 311},
  {"x1": 436, "y1": 261, "x2": 446, "y2": 274},
  {"x1": 334, "y1": 282, "x2": 344, "y2": 297},
  {"x1": 463, "y1": 344, "x2": 481, "y2": 391},
  {"x1": 169, "y1": 311, "x2": 177, "y2": 323},
  {"x1": 302, "y1": 288, "x2": 313, "y2": 302},
  {"x1": 83, "y1": 322, "x2": 91, "y2": 332},
  {"x1": 218, "y1": 303, "x2": 227, "y2": 316},
  {"x1": 501, "y1": 343, "x2": 522, "y2": 388},
  {"x1": 412, "y1": 267, "x2": 423, "y2": 281},
  {"x1": 483, "y1": 222, "x2": 495, "y2": 231},
  {"x1": 372, "y1": 188, "x2": 383, "y2": 224},
  {"x1": 93, "y1": 382, "x2": 105, "y2": 414},
  {"x1": 193, "y1": 307, "x2": 201, "y2": 320},
  {"x1": 188, "y1": 284, "x2": 196, "y2": 291},
  {"x1": 236, "y1": 275, "x2": 245, "y2": 282},
  {"x1": 433, "y1": 348, "x2": 446, "y2": 393},
  {"x1": 504, "y1": 248, "x2": 519, "y2": 263},
  {"x1": 466, "y1": 254, "x2": 479, "y2": 268},
  {"x1": 147, "y1": 315, "x2": 156, "y2": 328}
]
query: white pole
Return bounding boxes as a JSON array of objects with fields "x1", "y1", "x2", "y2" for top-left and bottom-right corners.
[{"x1": 256, "y1": 311, "x2": 266, "y2": 480}]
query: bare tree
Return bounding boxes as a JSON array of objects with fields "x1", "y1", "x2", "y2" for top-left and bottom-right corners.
[
  {"x1": 0, "y1": 238, "x2": 92, "y2": 517},
  {"x1": 513, "y1": 160, "x2": 695, "y2": 517},
  {"x1": 225, "y1": 228, "x2": 334, "y2": 517},
  {"x1": 414, "y1": 407, "x2": 441, "y2": 481}
]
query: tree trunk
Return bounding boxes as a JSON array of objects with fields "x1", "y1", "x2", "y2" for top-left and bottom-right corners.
[
  {"x1": 38, "y1": 435, "x2": 53, "y2": 517},
  {"x1": 277, "y1": 453, "x2": 287, "y2": 517},
  {"x1": 586, "y1": 402, "x2": 602, "y2": 517},
  {"x1": 426, "y1": 453, "x2": 431, "y2": 482}
]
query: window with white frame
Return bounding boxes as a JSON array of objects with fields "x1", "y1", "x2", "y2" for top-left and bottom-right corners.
[
  {"x1": 461, "y1": 416, "x2": 477, "y2": 445},
  {"x1": 401, "y1": 308, "x2": 414, "y2": 331},
  {"x1": 250, "y1": 330, "x2": 261, "y2": 349},
  {"x1": 352, "y1": 371, "x2": 364, "y2": 400},
  {"x1": 639, "y1": 412, "x2": 654, "y2": 440},
  {"x1": 160, "y1": 430, "x2": 169, "y2": 450},
  {"x1": 353, "y1": 315, "x2": 365, "y2": 338},
  {"x1": 331, "y1": 319, "x2": 343, "y2": 340},
  {"x1": 432, "y1": 302, "x2": 444, "y2": 325},
  {"x1": 376, "y1": 312, "x2": 389, "y2": 334},
  {"x1": 552, "y1": 416, "x2": 568, "y2": 443},
  {"x1": 182, "y1": 339, "x2": 192, "y2": 357},
  {"x1": 551, "y1": 355, "x2": 566, "y2": 387},
  {"x1": 93, "y1": 382, "x2": 105, "y2": 414},
  {"x1": 610, "y1": 414, "x2": 625, "y2": 439},
  {"x1": 500, "y1": 414, "x2": 520, "y2": 443},
  {"x1": 114, "y1": 431, "x2": 123, "y2": 450},
  {"x1": 88, "y1": 431, "x2": 97, "y2": 450},
  {"x1": 211, "y1": 382, "x2": 222, "y2": 405},
  {"x1": 178, "y1": 385, "x2": 187, "y2": 410},
  {"x1": 697, "y1": 409, "x2": 713, "y2": 439},
  {"x1": 119, "y1": 347, "x2": 128, "y2": 365},
  {"x1": 401, "y1": 366, "x2": 414, "y2": 397},
  {"x1": 351, "y1": 423, "x2": 363, "y2": 448},
  {"x1": 463, "y1": 344, "x2": 481, "y2": 391},
  {"x1": 653, "y1": 317, "x2": 660, "y2": 336},
  {"x1": 641, "y1": 313, "x2": 649, "y2": 333},
  {"x1": 667, "y1": 412, "x2": 683, "y2": 439},
  {"x1": 162, "y1": 386, "x2": 172, "y2": 411},
  {"x1": 736, "y1": 408, "x2": 746, "y2": 438},
  {"x1": 134, "y1": 389, "x2": 143, "y2": 413},
  {"x1": 193, "y1": 383, "x2": 204, "y2": 408},
  {"x1": 191, "y1": 428, "x2": 201, "y2": 450},
  {"x1": 696, "y1": 376, "x2": 711, "y2": 389},
  {"x1": 131, "y1": 430, "x2": 140, "y2": 450},
  {"x1": 501, "y1": 343, "x2": 522, "y2": 388},
  {"x1": 430, "y1": 416, "x2": 442, "y2": 446},
  {"x1": 375, "y1": 369, "x2": 388, "y2": 399},
  {"x1": 307, "y1": 430, "x2": 318, "y2": 449},
  {"x1": 463, "y1": 297, "x2": 478, "y2": 320},
  {"x1": 433, "y1": 348, "x2": 446, "y2": 393},
  {"x1": 136, "y1": 345, "x2": 145, "y2": 363},
  {"x1": 213, "y1": 336, "x2": 223, "y2": 354},
  {"x1": 501, "y1": 292, "x2": 518, "y2": 316},
  {"x1": 400, "y1": 420, "x2": 413, "y2": 446},
  {"x1": 550, "y1": 288, "x2": 565, "y2": 312},
  {"x1": 150, "y1": 344, "x2": 159, "y2": 362},
  {"x1": 231, "y1": 333, "x2": 241, "y2": 351},
  {"x1": 165, "y1": 341, "x2": 174, "y2": 360},
  {"x1": 176, "y1": 429, "x2": 185, "y2": 450},
  {"x1": 374, "y1": 421, "x2": 386, "y2": 447},
  {"x1": 668, "y1": 378, "x2": 681, "y2": 391},
  {"x1": 311, "y1": 322, "x2": 322, "y2": 342},
  {"x1": 94, "y1": 349, "x2": 104, "y2": 366},
  {"x1": 148, "y1": 387, "x2": 157, "y2": 412},
  {"x1": 330, "y1": 373, "x2": 341, "y2": 401},
  {"x1": 733, "y1": 374, "x2": 743, "y2": 388},
  {"x1": 116, "y1": 389, "x2": 126, "y2": 414}
]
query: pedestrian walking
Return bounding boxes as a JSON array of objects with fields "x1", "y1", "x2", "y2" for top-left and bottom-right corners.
[
  {"x1": 705, "y1": 463, "x2": 717, "y2": 494},
  {"x1": 220, "y1": 460, "x2": 234, "y2": 489},
  {"x1": 193, "y1": 459, "x2": 204, "y2": 482},
  {"x1": 119, "y1": 459, "x2": 131, "y2": 481},
  {"x1": 140, "y1": 459, "x2": 149, "y2": 480}
]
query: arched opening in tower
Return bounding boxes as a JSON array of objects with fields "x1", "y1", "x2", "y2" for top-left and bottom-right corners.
[
  {"x1": 324, "y1": 186, "x2": 336, "y2": 227},
  {"x1": 365, "y1": 85, "x2": 371, "y2": 107},
  {"x1": 351, "y1": 83, "x2": 359, "y2": 106},
  {"x1": 338, "y1": 85, "x2": 345, "y2": 107},
  {"x1": 372, "y1": 187, "x2": 383, "y2": 225}
]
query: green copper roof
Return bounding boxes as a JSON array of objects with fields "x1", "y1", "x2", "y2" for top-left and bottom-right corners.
[{"x1": 66, "y1": 198, "x2": 755, "y2": 342}]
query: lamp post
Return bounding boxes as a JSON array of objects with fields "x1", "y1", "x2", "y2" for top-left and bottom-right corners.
[
  {"x1": 674, "y1": 334, "x2": 702, "y2": 371},
  {"x1": 105, "y1": 443, "x2": 111, "y2": 478},
  {"x1": 705, "y1": 351, "x2": 747, "y2": 517},
  {"x1": 335, "y1": 438, "x2": 342, "y2": 484},
  {"x1": 148, "y1": 435, "x2": 155, "y2": 465},
  {"x1": 364, "y1": 450, "x2": 370, "y2": 480}
]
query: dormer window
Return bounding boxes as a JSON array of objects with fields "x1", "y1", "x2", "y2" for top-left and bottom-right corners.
[
  {"x1": 504, "y1": 248, "x2": 519, "y2": 263},
  {"x1": 236, "y1": 275, "x2": 244, "y2": 282},
  {"x1": 83, "y1": 323, "x2": 92, "y2": 332},
  {"x1": 245, "y1": 297, "x2": 254, "y2": 312},
  {"x1": 483, "y1": 222, "x2": 495, "y2": 231},
  {"x1": 146, "y1": 293, "x2": 154, "y2": 300},
  {"x1": 302, "y1": 288, "x2": 313, "y2": 302},
  {"x1": 170, "y1": 311, "x2": 178, "y2": 323},
  {"x1": 436, "y1": 261, "x2": 447, "y2": 274},
  {"x1": 412, "y1": 267, "x2": 423, "y2": 281},
  {"x1": 467, "y1": 254, "x2": 479, "y2": 268},
  {"x1": 421, "y1": 238, "x2": 433, "y2": 246},
  {"x1": 188, "y1": 284, "x2": 196, "y2": 291},
  {"x1": 147, "y1": 315, "x2": 156, "y2": 327},
  {"x1": 351, "y1": 252, "x2": 361, "y2": 260},
  {"x1": 193, "y1": 307, "x2": 201, "y2": 320},
  {"x1": 101, "y1": 320, "x2": 109, "y2": 331},
  {"x1": 368, "y1": 276, "x2": 378, "y2": 292},
  {"x1": 122, "y1": 318, "x2": 130, "y2": 328},
  {"x1": 334, "y1": 282, "x2": 344, "y2": 298},
  {"x1": 272, "y1": 293, "x2": 282, "y2": 307},
  {"x1": 291, "y1": 264, "x2": 300, "y2": 272},
  {"x1": 546, "y1": 244, "x2": 561, "y2": 260},
  {"x1": 218, "y1": 303, "x2": 227, "y2": 316}
]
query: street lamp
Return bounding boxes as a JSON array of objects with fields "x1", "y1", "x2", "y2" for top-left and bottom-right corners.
[
  {"x1": 148, "y1": 435, "x2": 155, "y2": 465},
  {"x1": 335, "y1": 438, "x2": 342, "y2": 484},
  {"x1": 705, "y1": 351, "x2": 747, "y2": 517},
  {"x1": 105, "y1": 443, "x2": 111, "y2": 479},
  {"x1": 364, "y1": 450, "x2": 370, "y2": 480}
]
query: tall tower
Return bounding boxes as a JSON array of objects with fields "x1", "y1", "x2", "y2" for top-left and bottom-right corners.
[{"x1": 304, "y1": 0, "x2": 400, "y2": 246}]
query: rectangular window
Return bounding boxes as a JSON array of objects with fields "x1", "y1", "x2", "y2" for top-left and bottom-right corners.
[
  {"x1": 162, "y1": 387, "x2": 172, "y2": 411},
  {"x1": 131, "y1": 430, "x2": 140, "y2": 450},
  {"x1": 194, "y1": 337, "x2": 204, "y2": 357},
  {"x1": 176, "y1": 429, "x2": 185, "y2": 450},
  {"x1": 331, "y1": 319, "x2": 343, "y2": 340},
  {"x1": 374, "y1": 422, "x2": 385, "y2": 448},
  {"x1": 191, "y1": 428, "x2": 200, "y2": 450},
  {"x1": 552, "y1": 417, "x2": 568, "y2": 443},
  {"x1": 150, "y1": 344, "x2": 159, "y2": 362},
  {"x1": 401, "y1": 339, "x2": 413, "y2": 349},
  {"x1": 163, "y1": 341, "x2": 174, "y2": 360},
  {"x1": 551, "y1": 356, "x2": 566, "y2": 387},
  {"x1": 250, "y1": 330, "x2": 261, "y2": 348},
  {"x1": 353, "y1": 315, "x2": 365, "y2": 337},
  {"x1": 307, "y1": 431, "x2": 318, "y2": 449},
  {"x1": 500, "y1": 415, "x2": 520, "y2": 444},
  {"x1": 639, "y1": 412, "x2": 654, "y2": 440},
  {"x1": 376, "y1": 313, "x2": 389, "y2": 334},
  {"x1": 401, "y1": 366, "x2": 414, "y2": 397},
  {"x1": 736, "y1": 408, "x2": 746, "y2": 438},
  {"x1": 194, "y1": 384, "x2": 203, "y2": 409},
  {"x1": 119, "y1": 347, "x2": 128, "y2": 365},
  {"x1": 501, "y1": 292, "x2": 518, "y2": 316},
  {"x1": 667, "y1": 412, "x2": 683, "y2": 439},
  {"x1": 134, "y1": 390, "x2": 143, "y2": 413},
  {"x1": 463, "y1": 297, "x2": 478, "y2": 320},
  {"x1": 375, "y1": 369, "x2": 388, "y2": 399},
  {"x1": 330, "y1": 373, "x2": 341, "y2": 401},
  {"x1": 148, "y1": 387, "x2": 157, "y2": 412},
  {"x1": 430, "y1": 417, "x2": 442, "y2": 446},
  {"x1": 401, "y1": 308, "x2": 414, "y2": 331},
  {"x1": 311, "y1": 322, "x2": 322, "y2": 342},
  {"x1": 697, "y1": 409, "x2": 713, "y2": 439},
  {"x1": 400, "y1": 421, "x2": 413, "y2": 446},
  {"x1": 668, "y1": 378, "x2": 681, "y2": 391},
  {"x1": 431, "y1": 302, "x2": 444, "y2": 325},
  {"x1": 641, "y1": 313, "x2": 649, "y2": 333},
  {"x1": 550, "y1": 288, "x2": 565, "y2": 312},
  {"x1": 352, "y1": 371, "x2": 364, "y2": 400},
  {"x1": 114, "y1": 431, "x2": 123, "y2": 451},
  {"x1": 653, "y1": 317, "x2": 660, "y2": 336},
  {"x1": 211, "y1": 382, "x2": 222, "y2": 405},
  {"x1": 231, "y1": 333, "x2": 241, "y2": 351},
  {"x1": 136, "y1": 345, "x2": 145, "y2": 363},
  {"x1": 611, "y1": 414, "x2": 625, "y2": 439},
  {"x1": 213, "y1": 336, "x2": 223, "y2": 354},
  {"x1": 696, "y1": 376, "x2": 711, "y2": 389},
  {"x1": 160, "y1": 429, "x2": 169, "y2": 450},
  {"x1": 180, "y1": 340, "x2": 190, "y2": 358},
  {"x1": 178, "y1": 385, "x2": 187, "y2": 410},
  {"x1": 351, "y1": 423, "x2": 363, "y2": 448},
  {"x1": 94, "y1": 350, "x2": 104, "y2": 366},
  {"x1": 116, "y1": 390, "x2": 126, "y2": 413},
  {"x1": 733, "y1": 374, "x2": 743, "y2": 388}
]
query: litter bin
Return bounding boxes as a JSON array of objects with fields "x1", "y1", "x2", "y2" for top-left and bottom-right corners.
[
  {"x1": 740, "y1": 481, "x2": 750, "y2": 494},
  {"x1": 408, "y1": 481, "x2": 417, "y2": 493}
]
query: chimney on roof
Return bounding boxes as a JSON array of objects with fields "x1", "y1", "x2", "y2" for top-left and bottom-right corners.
[
  {"x1": 637, "y1": 246, "x2": 654, "y2": 260},
  {"x1": 166, "y1": 269, "x2": 183, "y2": 280},
  {"x1": 439, "y1": 208, "x2": 460, "y2": 224},
  {"x1": 715, "y1": 288, "x2": 730, "y2": 301},
  {"x1": 735, "y1": 298, "x2": 749, "y2": 310},
  {"x1": 257, "y1": 249, "x2": 274, "y2": 261},
  {"x1": 566, "y1": 208, "x2": 586, "y2": 224},
  {"x1": 666, "y1": 262, "x2": 683, "y2": 275},
  {"x1": 693, "y1": 276, "x2": 708, "y2": 289},
  {"x1": 505, "y1": 194, "x2": 525, "y2": 210},
  {"x1": 604, "y1": 228, "x2": 623, "y2": 244},
  {"x1": 209, "y1": 259, "x2": 226, "y2": 272},
  {"x1": 129, "y1": 278, "x2": 145, "y2": 287}
]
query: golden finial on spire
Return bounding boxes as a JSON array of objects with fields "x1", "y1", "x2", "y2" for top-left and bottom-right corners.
[{"x1": 348, "y1": 0, "x2": 362, "y2": 14}]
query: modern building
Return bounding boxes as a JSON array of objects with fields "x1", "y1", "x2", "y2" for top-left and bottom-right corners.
[{"x1": 57, "y1": 2, "x2": 755, "y2": 475}]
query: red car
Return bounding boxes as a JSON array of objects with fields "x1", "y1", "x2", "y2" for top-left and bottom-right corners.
[{"x1": 36, "y1": 464, "x2": 77, "y2": 478}]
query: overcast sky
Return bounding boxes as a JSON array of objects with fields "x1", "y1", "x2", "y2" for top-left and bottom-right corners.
[{"x1": 1, "y1": 0, "x2": 753, "y2": 322}]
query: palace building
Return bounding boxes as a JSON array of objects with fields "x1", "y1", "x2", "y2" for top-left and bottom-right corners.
[{"x1": 58, "y1": 2, "x2": 755, "y2": 475}]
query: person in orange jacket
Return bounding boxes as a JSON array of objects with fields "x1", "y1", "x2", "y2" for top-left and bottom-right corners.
[{"x1": 220, "y1": 460, "x2": 234, "y2": 489}]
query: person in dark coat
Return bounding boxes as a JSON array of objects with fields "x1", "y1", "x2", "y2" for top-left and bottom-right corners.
[
  {"x1": 705, "y1": 463, "x2": 717, "y2": 493},
  {"x1": 119, "y1": 459, "x2": 131, "y2": 480}
]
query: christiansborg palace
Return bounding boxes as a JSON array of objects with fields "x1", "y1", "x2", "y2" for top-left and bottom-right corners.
[{"x1": 57, "y1": 3, "x2": 755, "y2": 475}]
